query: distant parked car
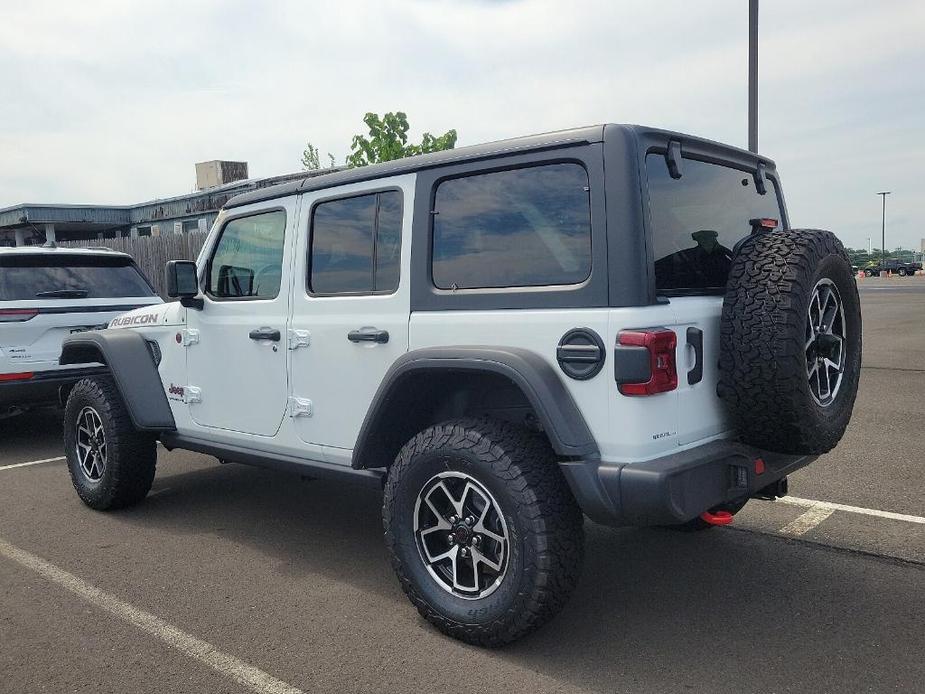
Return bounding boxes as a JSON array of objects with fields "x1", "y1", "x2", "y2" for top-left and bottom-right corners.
[
  {"x1": 863, "y1": 259, "x2": 922, "y2": 277},
  {"x1": 0, "y1": 246, "x2": 161, "y2": 416}
]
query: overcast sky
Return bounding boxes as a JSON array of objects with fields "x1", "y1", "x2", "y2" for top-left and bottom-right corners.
[{"x1": 1, "y1": 0, "x2": 923, "y2": 251}]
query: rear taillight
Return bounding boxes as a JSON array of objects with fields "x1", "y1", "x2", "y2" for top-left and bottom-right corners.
[
  {"x1": 0, "y1": 372, "x2": 34, "y2": 382},
  {"x1": 0, "y1": 309, "x2": 39, "y2": 322},
  {"x1": 616, "y1": 328, "x2": 678, "y2": 396}
]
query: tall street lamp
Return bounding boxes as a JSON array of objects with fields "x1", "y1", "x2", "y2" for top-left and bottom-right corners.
[
  {"x1": 748, "y1": 0, "x2": 759, "y2": 153},
  {"x1": 877, "y1": 191, "x2": 891, "y2": 265}
]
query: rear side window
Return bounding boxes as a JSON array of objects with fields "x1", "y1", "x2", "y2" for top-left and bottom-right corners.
[
  {"x1": 647, "y1": 154, "x2": 782, "y2": 294},
  {"x1": 0, "y1": 254, "x2": 156, "y2": 300},
  {"x1": 309, "y1": 190, "x2": 403, "y2": 295},
  {"x1": 207, "y1": 210, "x2": 287, "y2": 300},
  {"x1": 432, "y1": 163, "x2": 592, "y2": 289}
]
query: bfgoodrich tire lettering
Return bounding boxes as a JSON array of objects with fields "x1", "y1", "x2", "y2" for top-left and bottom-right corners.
[
  {"x1": 64, "y1": 376, "x2": 157, "y2": 510},
  {"x1": 718, "y1": 229, "x2": 862, "y2": 455},
  {"x1": 383, "y1": 418, "x2": 584, "y2": 647}
]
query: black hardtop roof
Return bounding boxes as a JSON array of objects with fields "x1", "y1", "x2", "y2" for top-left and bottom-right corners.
[{"x1": 225, "y1": 123, "x2": 774, "y2": 209}]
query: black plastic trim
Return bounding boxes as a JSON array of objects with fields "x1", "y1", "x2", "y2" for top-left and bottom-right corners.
[
  {"x1": 686, "y1": 327, "x2": 704, "y2": 385},
  {"x1": 0, "y1": 367, "x2": 108, "y2": 408},
  {"x1": 59, "y1": 329, "x2": 176, "y2": 431},
  {"x1": 613, "y1": 344, "x2": 651, "y2": 385},
  {"x1": 559, "y1": 441, "x2": 816, "y2": 527},
  {"x1": 159, "y1": 433, "x2": 384, "y2": 489},
  {"x1": 352, "y1": 346, "x2": 599, "y2": 468},
  {"x1": 556, "y1": 328, "x2": 605, "y2": 380}
]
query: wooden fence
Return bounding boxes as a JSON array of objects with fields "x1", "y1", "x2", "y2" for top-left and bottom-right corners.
[{"x1": 58, "y1": 232, "x2": 209, "y2": 298}]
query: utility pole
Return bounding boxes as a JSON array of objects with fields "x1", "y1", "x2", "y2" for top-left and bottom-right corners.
[
  {"x1": 878, "y1": 191, "x2": 891, "y2": 264},
  {"x1": 748, "y1": 0, "x2": 759, "y2": 153}
]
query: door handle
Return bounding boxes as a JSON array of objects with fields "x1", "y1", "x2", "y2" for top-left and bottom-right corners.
[
  {"x1": 347, "y1": 327, "x2": 389, "y2": 344},
  {"x1": 249, "y1": 327, "x2": 281, "y2": 342},
  {"x1": 687, "y1": 327, "x2": 703, "y2": 385}
]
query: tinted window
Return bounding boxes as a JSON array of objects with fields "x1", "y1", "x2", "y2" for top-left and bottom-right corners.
[
  {"x1": 207, "y1": 210, "x2": 286, "y2": 299},
  {"x1": 309, "y1": 191, "x2": 403, "y2": 294},
  {"x1": 647, "y1": 154, "x2": 782, "y2": 293},
  {"x1": 0, "y1": 254, "x2": 156, "y2": 300},
  {"x1": 432, "y1": 163, "x2": 591, "y2": 289}
]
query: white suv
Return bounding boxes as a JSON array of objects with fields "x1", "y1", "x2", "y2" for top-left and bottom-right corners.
[
  {"x1": 59, "y1": 124, "x2": 861, "y2": 646},
  {"x1": 0, "y1": 246, "x2": 161, "y2": 416}
]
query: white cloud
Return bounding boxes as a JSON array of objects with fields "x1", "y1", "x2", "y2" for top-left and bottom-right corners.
[{"x1": 1, "y1": 0, "x2": 923, "y2": 249}]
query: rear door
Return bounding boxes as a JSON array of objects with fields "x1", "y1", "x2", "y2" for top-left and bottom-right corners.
[
  {"x1": 644, "y1": 151, "x2": 785, "y2": 445},
  {"x1": 0, "y1": 252, "x2": 160, "y2": 377},
  {"x1": 287, "y1": 177, "x2": 412, "y2": 457}
]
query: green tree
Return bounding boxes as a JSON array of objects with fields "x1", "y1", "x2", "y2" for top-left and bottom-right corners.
[
  {"x1": 301, "y1": 143, "x2": 321, "y2": 170},
  {"x1": 345, "y1": 111, "x2": 457, "y2": 167},
  {"x1": 301, "y1": 143, "x2": 337, "y2": 171}
]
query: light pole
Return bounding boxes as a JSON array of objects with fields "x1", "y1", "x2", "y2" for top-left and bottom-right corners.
[
  {"x1": 748, "y1": 0, "x2": 759, "y2": 153},
  {"x1": 877, "y1": 191, "x2": 891, "y2": 265}
]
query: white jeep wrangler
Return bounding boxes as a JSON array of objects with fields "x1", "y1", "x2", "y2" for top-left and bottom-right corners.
[{"x1": 60, "y1": 125, "x2": 861, "y2": 646}]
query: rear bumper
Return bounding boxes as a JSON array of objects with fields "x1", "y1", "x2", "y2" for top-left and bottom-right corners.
[
  {"x1": 0, "y1": 366, "x2": 107, "y2": 408},
  {"x1": 560, "y1": 440, "x2": 816, "y2": 527}
]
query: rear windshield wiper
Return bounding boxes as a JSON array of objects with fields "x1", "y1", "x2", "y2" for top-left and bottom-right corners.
[{"x1": 35, "y1": 289, "x2": 89, "y2": 298}]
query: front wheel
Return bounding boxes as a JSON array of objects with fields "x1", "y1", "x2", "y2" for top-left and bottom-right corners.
[
  {"x1": 63, "y1": 376, "x2": 157, "y2": 510},
  {"x1": 383, "y1": 418, "x2": 584, "y2": 647},
  {"x1": 898, "y1": 268, "x2": 907, "y2": 277}
]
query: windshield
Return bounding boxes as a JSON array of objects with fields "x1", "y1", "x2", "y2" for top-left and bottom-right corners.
[
  {"x1": 0, "y1": 254, "x2": 156, "y2": 301},
  {"x1": 647, "y1": 153, "x2": 783, "y2": 295}
]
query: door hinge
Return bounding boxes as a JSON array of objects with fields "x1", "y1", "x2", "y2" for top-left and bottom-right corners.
[
  {"x1": 288, "y1": 329, "x2": 310, "y2": 350},
  {"x1": 180, "y1": 328, "x2": 200, "y2": 346},
  {"x1": 288, "y1": 396, "x2": 313, "y2": 417},
  {"x1": 185, "y1": 386, "x2": 202, "y2": 404}
]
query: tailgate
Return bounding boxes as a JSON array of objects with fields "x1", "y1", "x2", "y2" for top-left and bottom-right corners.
[{"x1": 1, "y1": 300, "x2": 158, "y2": 374}]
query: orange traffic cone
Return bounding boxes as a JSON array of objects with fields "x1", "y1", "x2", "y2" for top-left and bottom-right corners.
[{"x1": 888, "y1": 270, "x2": 892, "y2": 278}]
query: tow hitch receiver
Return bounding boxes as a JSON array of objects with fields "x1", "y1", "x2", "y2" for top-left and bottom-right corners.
[{"x1": 699, "y1": 510, "x2": 735, "y2": 526}]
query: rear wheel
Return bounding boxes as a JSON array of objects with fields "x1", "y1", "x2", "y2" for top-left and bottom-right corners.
[
  {"x1": 63, "y1": 377, "x2": 156, "y2": 510},
  {"x1": 898, "y1": 268, "x2": 907, "y2": 277},
  {"x1": 383, "y1": 418, "x2": 584, "y2": 647}
]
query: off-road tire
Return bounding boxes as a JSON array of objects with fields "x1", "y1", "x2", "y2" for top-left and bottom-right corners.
[
  {"x1": 383, "y1": 417, "x2": 584, "y2": 647},
  {"x1": 898, "y1": 268, "x2": 907, "y2": 277},
  {"x1": 63, "y1": 376, "x2": 157, "y2": 510},
  {"x1": 671, "y1": 497, "x2": 749, "y2": 532},
  {"x1": 718, "y1": 229, "x2": 861, "y2": 455}
]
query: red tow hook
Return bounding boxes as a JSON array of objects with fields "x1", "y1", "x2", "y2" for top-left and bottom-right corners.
[{"x1": 700, "y1": 510, "x2": 734, "y2": 526}]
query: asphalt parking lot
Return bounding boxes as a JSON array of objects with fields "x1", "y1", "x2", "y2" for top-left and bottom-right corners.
[{"x1": 1, "y1": 276, "x2": 923, "y2": 694}]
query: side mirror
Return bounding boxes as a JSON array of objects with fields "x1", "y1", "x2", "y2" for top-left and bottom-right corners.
[{"x1": 165, "y1": 260, "x2": 203, "y2": 309}]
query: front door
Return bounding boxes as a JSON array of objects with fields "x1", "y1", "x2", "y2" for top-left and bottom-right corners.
[
  {"x1": 288, "y1": 178, "x2": 412, "y2": 457},
  {"x1": 186, "y1": 203, "x2": 296, "y2": 437}
]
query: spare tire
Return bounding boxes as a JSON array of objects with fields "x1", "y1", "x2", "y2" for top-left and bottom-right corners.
[{"x1": 718, "y1": 229, "x2": 861, "y2": 455}]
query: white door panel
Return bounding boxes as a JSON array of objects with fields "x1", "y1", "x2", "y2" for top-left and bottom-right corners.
[
  {"x1": 185, "y1": 201, "x2": 298, "y2": 437},
  {"x1": 667, "y1": 296, "x2": 731, "y2": 445},
  {"x1": 288, "y1": 175, "x2": 414, "y2": 455}
]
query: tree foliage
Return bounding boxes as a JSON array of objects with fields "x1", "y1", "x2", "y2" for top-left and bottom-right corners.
[
  {"x1": 301, "y1": 112, "x2": 457, "y2": 170},
  {"x1": 346, "y1": 111, "x2": 457, "y2": 167}
]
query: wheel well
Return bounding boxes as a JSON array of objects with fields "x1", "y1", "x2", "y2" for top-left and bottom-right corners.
[
  {"x1": 354, "y1": 370, "x2": 544, "y2": 470},
  {"x1": 60, "y1": 343, "x2": 107, "y2": 366}
]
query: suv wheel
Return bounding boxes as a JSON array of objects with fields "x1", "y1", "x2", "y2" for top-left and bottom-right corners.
[
  {"x1": 383, "y1": 418, "x2": 584, "y2": 647},
  {"x1": 63, "y1": 376, "x2": 157, "y2": 510},
  {"x1": 718, "y1": 229, "x2": 862, "y2": 455}
]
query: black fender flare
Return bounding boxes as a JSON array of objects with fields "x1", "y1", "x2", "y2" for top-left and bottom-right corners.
[
  {"x1": 59, "y1": 329, "x2": 176, "y2": 431},
  {"x1": 352, "y1": 346, "x2": 599, "y2": 468}
]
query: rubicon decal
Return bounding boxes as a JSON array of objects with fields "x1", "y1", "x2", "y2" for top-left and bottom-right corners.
[{"x1": 110, "y1": 312, "x2": 160, "y2": 328}]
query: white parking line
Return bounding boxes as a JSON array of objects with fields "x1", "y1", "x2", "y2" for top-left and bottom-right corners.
[
  {"x1": 778, "y1": 496, "x2": 925, "y2": 525},
  {"x1": 0, "y1": 537, "x2": 305, "y2": 694},
  {"x1": 0, "y1": 456, "x2": 65, "y2": 471},
  {"x1": 777, "y1": 505, "x2": 836, "y2": 536}
]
